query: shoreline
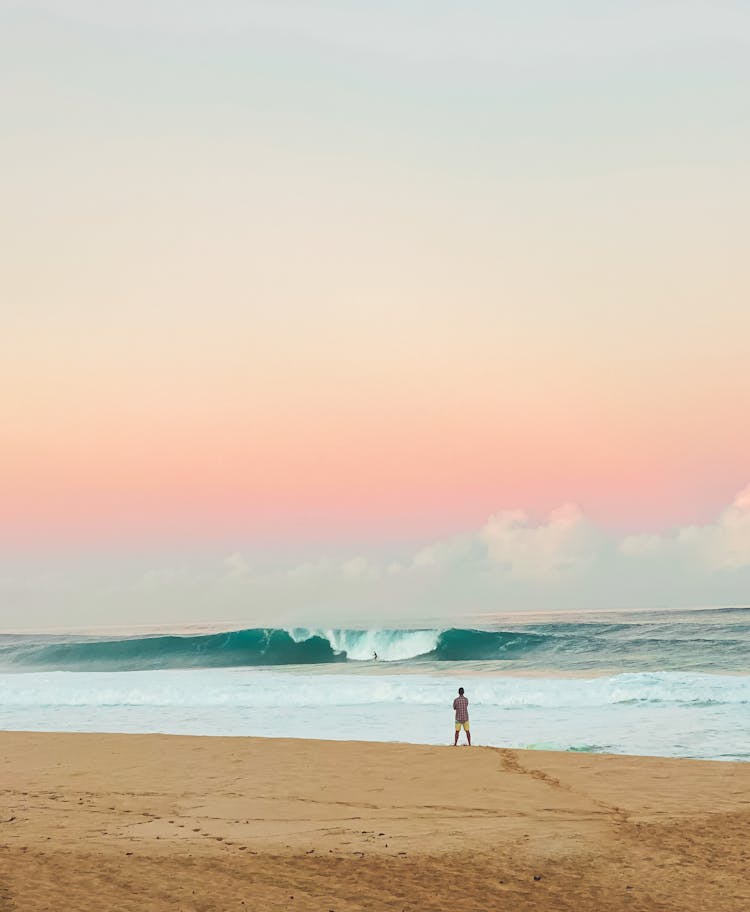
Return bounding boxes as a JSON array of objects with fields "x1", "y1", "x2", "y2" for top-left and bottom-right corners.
[
  {"x1": 0, "y1": 727, "x2": 746, "y2": 763},
  {"x1": 4, "y1": 726, "x2": 748, "y2": 764},
  {"x1": 2, "y1": 730, "x2": 749, "y2": 910}
]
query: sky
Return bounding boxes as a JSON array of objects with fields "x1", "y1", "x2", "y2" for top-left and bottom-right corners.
[{"x1": 2, "y1": 1, "x2": 749, "y2": 627}]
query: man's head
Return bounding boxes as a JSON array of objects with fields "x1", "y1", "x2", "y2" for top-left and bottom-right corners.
[{"x1": 458, "y1": 687, "x2": 464, "y2": 695}]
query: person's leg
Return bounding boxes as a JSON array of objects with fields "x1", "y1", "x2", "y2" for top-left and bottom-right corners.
[
  {"x1": 466, "y1": 726, "x2": 471, "y2": 746},
  {"x1": 454, "y1": 724, "x2": 460, "y2": 745}
]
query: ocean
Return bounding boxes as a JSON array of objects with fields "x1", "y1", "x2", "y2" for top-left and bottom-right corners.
[{"x1": 1, "y1": 607, "x2": 748, "y2": 761}]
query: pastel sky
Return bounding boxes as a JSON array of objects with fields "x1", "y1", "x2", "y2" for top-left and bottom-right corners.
[{"x1": 2, "y1": 2, "x2": 749, "y2": 626}]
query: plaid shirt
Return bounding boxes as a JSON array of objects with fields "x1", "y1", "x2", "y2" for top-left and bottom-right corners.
[{"x1": 453, "y1": 694, "x2": 469, "y2": 722}]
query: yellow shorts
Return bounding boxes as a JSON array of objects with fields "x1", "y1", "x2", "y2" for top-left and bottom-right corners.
[{"x1": 455, "y1": 721, "x2": 470, "y2": 732}]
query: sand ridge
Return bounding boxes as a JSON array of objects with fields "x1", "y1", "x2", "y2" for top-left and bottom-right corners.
[{"x1": 1, "y1": 732, "x2": 749, "y2": 910}]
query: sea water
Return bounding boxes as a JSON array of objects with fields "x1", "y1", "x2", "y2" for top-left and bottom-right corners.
[{"x1": 1, "y1": 607, "x2": 748, "y2": 760}]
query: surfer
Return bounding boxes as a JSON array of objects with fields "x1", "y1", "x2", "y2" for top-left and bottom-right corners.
[
  {"x1": 372, "y1": 651, "x2": 378, "y2": 661},
  {"x1": 453, "y1": 687, "x2": 471, "y2": 746}
]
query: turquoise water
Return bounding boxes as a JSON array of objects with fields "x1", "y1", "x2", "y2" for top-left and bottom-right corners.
[{"x1": 2, "y1": 606, "x2": 748, "y2": 673}]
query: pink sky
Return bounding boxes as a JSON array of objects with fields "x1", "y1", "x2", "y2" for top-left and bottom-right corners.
[
  {"x1": 3, "y1": 317, "x2": 749, "y2": 550},
  {"x1": 3, "y1": 1, "x2": 750, "y2": 558}
]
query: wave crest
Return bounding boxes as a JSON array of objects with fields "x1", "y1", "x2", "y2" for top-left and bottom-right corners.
[{"x1": 0, "y1": 626, "x2": 552, "y2": 671}]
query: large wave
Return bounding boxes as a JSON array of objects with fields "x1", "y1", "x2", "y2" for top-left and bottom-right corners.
[
  {"x1": 0, "y1": 627, "x2": 554, "y2": 671},
  {"x1": 287, "y1": 627, "x2": 551, "y2": 662},
  {"x1": 1, "y1": 618, "x2": 748, "y2": 672}
]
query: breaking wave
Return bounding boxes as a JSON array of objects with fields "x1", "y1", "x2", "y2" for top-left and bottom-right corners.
[
  {"x1": 0, "y1": 627, "x2": 553, "y2": 671},
  {"x1": 1, "y1": 616, "x2": 748, "y2": 672}
]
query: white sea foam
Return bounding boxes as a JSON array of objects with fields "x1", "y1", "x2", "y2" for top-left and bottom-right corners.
[
  {"x1": 2, "y1": 669, "x2": 748, "y2": 761},
  {"x1": 1, "y1": 669, "x2": 748, "y2": 709},
  {"x1": 287, "y1": 628, "x2": 441, "y2": 661}
]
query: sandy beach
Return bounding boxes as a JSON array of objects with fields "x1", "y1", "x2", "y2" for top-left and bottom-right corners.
[{"x1": 1, "y1": 733, "x2": 748, "y2": 911}]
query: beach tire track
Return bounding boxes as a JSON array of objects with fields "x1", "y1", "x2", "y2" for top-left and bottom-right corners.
[
  {"x1": 497, "y1": 749, "x2": 567, "y2": 790},
  {"x1": 496, "y1": 749, "x2": 629, "y2": 825}
]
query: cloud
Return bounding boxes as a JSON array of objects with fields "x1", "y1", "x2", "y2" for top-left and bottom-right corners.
[
  {"x1": 411, "y1": 534, "x2": 475, "y2": 570},
  {"x1": 223, "y1": 552, "x2": 250, "y2": 578},
  {"x1": 340, "y1": 556, "x2": 378, "y2": 580},
  {"x1": 214, "y1": 487, "x2": 750, "y2": 620},
  {"x1": 620, "y1": 484, "x2": 750, "y2": 571},
  {"x1": 5, "y1": 484, "x2": 750, "y2": 627},
  {"x1": 479, "y1": 503, "x2": 598, "y2": 580},
  {"x1": 711, "y1": 484, "x2": 750, "y2": 569},
  {"x1": 406, "y1": 504, "x2": 599, "y2": 582}
]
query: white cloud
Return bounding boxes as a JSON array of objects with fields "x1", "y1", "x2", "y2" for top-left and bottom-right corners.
[
  {"x1": 340, "y1": 556, "x2": 378, "y2": 580},
  {"x1": 705, "y1": 484, "x2": 750, "y2": 570},
  {"x1": 407, "y1": 504, "x2": 598, "y2": 582},
  {"x1": 479, "y1": 503, "x2": 598, "y2": 580},
  {"x1": 619, "y1": 484, "x2": 750, "y2": 571},
  {"x1": 411, "y1": 534, "x2": 474, "y2": 570},
  {"x1": 223, "y1": 552, "x2": 250, "y2": 578},
  {"x1": 5, "y1": 485, "x2": 750, "y2": 628},
  {"x1": 219, "y1": 487, "x2": 750, "y2": 616}
]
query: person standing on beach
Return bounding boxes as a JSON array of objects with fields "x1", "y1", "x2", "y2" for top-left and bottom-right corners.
[{"x1": 453, "y1": 687, "x2": 471, "y2": 746}]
